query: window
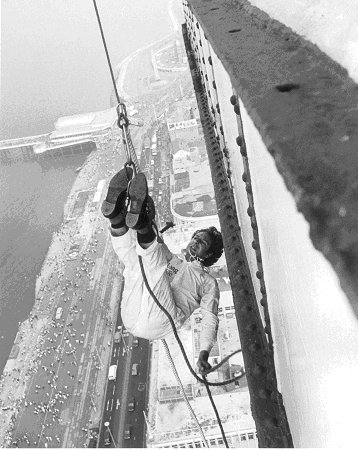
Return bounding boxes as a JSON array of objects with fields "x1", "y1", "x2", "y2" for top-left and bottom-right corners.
[
  {"x1": 248, "y1": 433, "x2": 254, "y2": 440},
  {"x1": 240, "y1": 434, "x2": 247, "y2": 441},
  {"x1": 218, "y1": 439, "x2": 223, "y2": 445}
]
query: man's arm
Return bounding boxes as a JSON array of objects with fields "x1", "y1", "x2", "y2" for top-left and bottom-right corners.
[{"x1": 196, "y1": 276, "x2": 219, "y2": 375}]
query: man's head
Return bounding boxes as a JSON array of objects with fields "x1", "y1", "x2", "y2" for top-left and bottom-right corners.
[{"x1": 185, "y1": 226, "x2": 223, "y2": 267}]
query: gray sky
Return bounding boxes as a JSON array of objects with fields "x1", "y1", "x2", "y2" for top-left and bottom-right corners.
[{"x1": 1, "y1": 0, "x2": 172, "y2": 139}]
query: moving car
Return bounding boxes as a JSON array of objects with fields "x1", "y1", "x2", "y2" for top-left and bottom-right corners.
[
  {"x1": 131, "y1": 363, "x2": 138, "y2": 376},
  {"x1": 124, "y1": 424, "x2": 132, "y2": 440},
  {"x1": 103, "y1": 422, "x2": 111, "y2": 446},
  {"x1": 128, "y1": 398, "x2": 135, "y2": 412},
  {"x1": 114, "y1": 326, "x2": 123, "y2": 343},
  {"x1": 103, "y1": 428, "x2": 111, "y2": 446},
  {"x1": 108, "y1": 364, "x2": 117, "y2": 381}
]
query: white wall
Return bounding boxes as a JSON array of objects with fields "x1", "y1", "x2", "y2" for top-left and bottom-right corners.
[
  {"x1": 249, "y1": 0, "x2": 358, "y2": 82},
  {"x1": 240, "y1": 99, "x2": 358, "y2": 447}
]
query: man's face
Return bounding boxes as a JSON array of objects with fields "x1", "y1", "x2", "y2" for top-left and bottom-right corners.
[{"x1": 186, "y1": 231, "x2": 212, "y2": 261}]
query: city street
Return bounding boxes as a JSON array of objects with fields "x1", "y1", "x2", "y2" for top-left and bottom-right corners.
[{"x1": 98, "y1": 331, "x2": 151, "y2": 448}]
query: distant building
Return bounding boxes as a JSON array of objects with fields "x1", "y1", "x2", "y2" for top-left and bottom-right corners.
[
  {"x1": 51, "y1": 108, "x2": 117, "y2": 144},
  {"x1": 0, "y1": 108, "x2": 116, "y2": 164}
]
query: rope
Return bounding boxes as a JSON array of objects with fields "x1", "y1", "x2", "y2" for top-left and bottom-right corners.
[
  {"x1": 162, "y1": 339, "x2": 209, "y2": 448},
  {"x1": 92, "y1": 0, "x2": 121, "y2": 105},
  {"x1": 203, "y1": 375, "x2": 229, "y2": 448},
  {"x1": 92, "y1": 0, "x2": 139, "y2": 168}
]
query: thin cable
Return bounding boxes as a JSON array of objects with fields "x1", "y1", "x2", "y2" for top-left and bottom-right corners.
[
  {"x1": 162, "y1": 339, "x2": 209, "y2": 448},
  {"x1": 92, "y1": 0, "x2": 121, "y2": 104},
  {"x1": 203, "y1": 375, "x2": 229, "y2": 448}
]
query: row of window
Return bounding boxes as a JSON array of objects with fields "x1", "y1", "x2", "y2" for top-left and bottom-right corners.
[
  {"x1": 159, "y1": 430, "x2": 258, "y2": 448},
  {"x1": 218, "y1": 306, "x2": 235, "y2": 312}
]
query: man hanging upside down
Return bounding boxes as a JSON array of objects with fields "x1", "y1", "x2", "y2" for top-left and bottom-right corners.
[{"x1": 102, "y1": 166, "x2": 223, "y2": 375}]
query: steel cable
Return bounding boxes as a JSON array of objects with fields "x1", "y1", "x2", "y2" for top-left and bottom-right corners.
[{"x1": 92, "y1": 0, "x2": 121, "y2": 105}]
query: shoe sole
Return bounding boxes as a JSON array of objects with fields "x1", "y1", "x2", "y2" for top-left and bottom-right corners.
[
  {"x1": 101, "y1": 168, "x2": 131, "y2": 219},
  {"x1": 126, "y1": 173, "x2": 148, "y2": 229}
]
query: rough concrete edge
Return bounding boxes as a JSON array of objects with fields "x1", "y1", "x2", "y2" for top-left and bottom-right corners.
[{"x1": 186, "y1": 0, "x2": 358, "y2": 318}]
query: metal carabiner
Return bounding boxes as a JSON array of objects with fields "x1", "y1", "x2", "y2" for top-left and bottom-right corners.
[{"x1": 116, "y1": 103, "x2": 129, "y2": 130}]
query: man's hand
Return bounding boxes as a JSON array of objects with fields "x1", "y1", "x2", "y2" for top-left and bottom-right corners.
[{"x1": 196, "y1": 350, "x2": 212, "y2": 376}]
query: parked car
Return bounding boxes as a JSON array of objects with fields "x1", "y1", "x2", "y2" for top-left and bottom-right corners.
[{"x1": 55, "y1": 307, "x2": 63, "y2": 320}]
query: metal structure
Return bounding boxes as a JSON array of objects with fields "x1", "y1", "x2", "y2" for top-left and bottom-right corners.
[{"x1": 182, "y1": 3, "x2": 293, "y2": 446}]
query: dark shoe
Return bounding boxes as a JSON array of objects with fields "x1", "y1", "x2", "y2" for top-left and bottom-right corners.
[
  {"x1": 146, "y1": 195, "x2": 156, "y2": 224},
  {"x1": 126, "y1": 173, "x2": 149, "y2": 229},
  {"x1": 134, "y1": 197, "x2": 157, "y2": 245},
  {"x1": 101, "y1": 166, "x2": 133, "y2": 219}
]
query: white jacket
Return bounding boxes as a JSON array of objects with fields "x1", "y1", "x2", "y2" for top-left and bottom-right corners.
[
  {"x1": 166, "y1": 254, "x2": 219, "y2": 353},
  {"x1": 111, "y1": 229, "x2": 219, "y2": 353}
]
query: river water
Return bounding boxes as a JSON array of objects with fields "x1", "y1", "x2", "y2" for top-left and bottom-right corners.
[{"x1": 0, "y1": 0, "x2": 175, "y2": 374}]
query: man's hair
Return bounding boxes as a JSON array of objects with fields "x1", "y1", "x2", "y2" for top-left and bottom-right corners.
[{"x1": 192, "y1": 226, "x2": 224, "y2": 267}]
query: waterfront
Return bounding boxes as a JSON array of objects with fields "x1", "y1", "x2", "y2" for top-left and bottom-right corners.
[{"x1": 0, "y1": 155, "x2": 86, "y2": 374}]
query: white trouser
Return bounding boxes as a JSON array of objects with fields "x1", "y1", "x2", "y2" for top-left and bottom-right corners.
[{"x1": 111, "y1": 229, "x2": 185, "y2": 340}]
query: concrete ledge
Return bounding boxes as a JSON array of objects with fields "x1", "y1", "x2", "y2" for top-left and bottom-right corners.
[{"x1": 187, "y1": 0, "x2": 358, "y2": 317}]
